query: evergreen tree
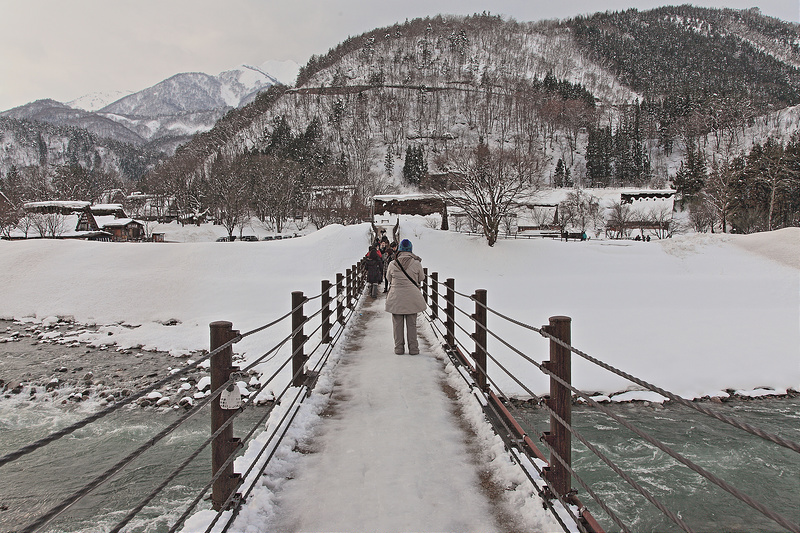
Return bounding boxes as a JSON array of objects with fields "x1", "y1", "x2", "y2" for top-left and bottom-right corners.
[
  {"x1": 586, "y1": 126, "x2": 612, "y2": 187},
  {"x1": 402, "y1": 145, "x2": 427, "y2": 185},
  {"x1": 553, "y1": 158, "x2": 571, "y2": 188},
  {"x1": 384, "y1": 148, "x2": 394, "y2": 177},
  {"x1": 673, "y1": 140, "x2": 707, "y2": 207}
]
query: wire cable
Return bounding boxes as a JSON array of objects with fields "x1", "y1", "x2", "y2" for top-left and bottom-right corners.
[
  {"x1": 20, "y1": 381, "x2": 227, "y2": 533},
  {"x1": 480, "y1": 321, "x2": 800, "y2": 533},
  {"x1": 471, "y1": 296, "x2": 800, "y2": 455}
]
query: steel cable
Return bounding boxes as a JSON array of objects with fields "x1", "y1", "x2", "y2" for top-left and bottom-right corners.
[
  {"x1": 20, "y1": 380, "x2": 228, "y2": 533},
  {"x1": 543, "y1": 402, "x2": 694, "y2": 533},
  {"x1": 206, "y1": 322, "x2": 337, "y2": 533},
  {"x1": 111, "y1": 334, "x2": 305, "y2": 533},
  {"x1": 428, "y1": 300, "x2": 800, "y2": 533},
  {"x1": 424, "y1": 314, "x2": 585, "y2": 533},
  {"x1": 165, "y1": 360, "x2": 302, "y2": 533},
  {"x1": 479, "y1": 321, "x2": 800, "y2": 533},
  {"x1": 29, "y1": 295, "x2": 328, "y2": 532},
  {"x1": 211, "y1": 294, "x2": 366, "y2": 533},
  {"x1": 0, "y1": 302, "x2": 306, "y2": 469},
  {"x1": 0, "y1": 338, "x2": 232, "y2": 469},
  {"x1": 445, "y1": 315, "x2": 648, "y2": 533},
  {"x1": 170, "y1": 303, "x2": 358, "y2": 533},
  {"x1": 428, "y1": 314, "x2": 627, "y2": 533},
  {"x1": 108, "y1": 403, "x2": 246, "y2": 533},
  {"x1": 428, "y1": 272, "x2": 800, "y2": 454},
  {"x1": 468, "y1": 295, "x2": 800, "y2": 455},
  {"x1": 214, "y1": 388, "x2": 306, "y2": 533},
  {"x1": 9, "y1": 273, "x2": 359, "y2": 532}
]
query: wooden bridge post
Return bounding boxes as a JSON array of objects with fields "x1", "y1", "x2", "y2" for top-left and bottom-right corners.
[
  {"x1": 321, "y1": 279, "x2": 332, "y2": 343},
  {"x1": 336, "y1": 273, "x2": 345, "y2": 325},
  {"x1": 543, "y1": 315, "x2": 572, "y2": 497},
  {"x1": 345, "y1": 267, "x2": 353, "y2": 310},
  {"x1": 210, "y1": 321, "x2": 241, "y2": 511},
  {"x1": 472, "y1": 289, "x2": 488, "y2": 390},
  {"x1": 430, "y1": 272, "x2": 439, "y2": 320},
  {"x1": 350, "y1": 264, "x2": 358, "y2": 306},
  {"x1": 445, "y1": 278, "x2": 455, "y2": 347},
  {"x1": 422, "y1": 268, "x2": 429, "y2": 304},
  {"x1": 291, "y1": 291, "x2": 308, "y2": 387}
]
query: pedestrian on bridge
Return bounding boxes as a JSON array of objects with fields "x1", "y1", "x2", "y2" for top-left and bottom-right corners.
[
  {"x1": 381, "y1": 240, "x2": 396, "y2": 292},
  {"x1": 385, "y1": 238, "x2": 426, "y2": 355},
  {"x1": 365, "y1": 246, "x2": 384, "y2": 298}
]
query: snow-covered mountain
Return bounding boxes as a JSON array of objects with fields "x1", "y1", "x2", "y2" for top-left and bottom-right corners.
[
  {"x1": 0, "y1": 60, "x2": 299, "y2": 183},
  {"x1": 68, "y1": 91, "x2": 135, "y2": 112},
  {"x1": 0, "y1": 60, "x2": 300, "y2": 154}
]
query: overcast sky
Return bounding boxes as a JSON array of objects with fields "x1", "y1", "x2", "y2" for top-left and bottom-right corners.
[{"x1": 0, "y1": 0, "x2": 797, "y2": 111}]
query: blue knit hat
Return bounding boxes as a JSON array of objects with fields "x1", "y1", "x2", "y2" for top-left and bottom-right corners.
[{"x1": 398, "y1": 239, "x2": 413, "y2": 252}]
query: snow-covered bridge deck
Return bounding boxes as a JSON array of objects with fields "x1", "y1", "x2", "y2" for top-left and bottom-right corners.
[{"x1": 238, "y1": 293, "x2": 556, "y2": 533}]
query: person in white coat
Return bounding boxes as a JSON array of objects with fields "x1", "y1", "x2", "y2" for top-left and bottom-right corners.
[{"x1": 384, "y1": 239, "x2": 426, "y2": 354}]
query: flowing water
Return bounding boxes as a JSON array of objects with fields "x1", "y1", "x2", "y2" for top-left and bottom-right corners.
[
  {"x1": 514, "y1": 397, "x2": 800, "y2": 533},
  {"x1": 0, "y1": 398, "x2": 269, "y2": 533},
  {"x1": 1, "y1": 392, "x2": 798, "y2": 533}
]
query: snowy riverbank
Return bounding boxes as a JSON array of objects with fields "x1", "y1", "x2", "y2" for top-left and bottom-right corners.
[{"x1": 1, "y1": 222, "x2": 798, "y2": 401}]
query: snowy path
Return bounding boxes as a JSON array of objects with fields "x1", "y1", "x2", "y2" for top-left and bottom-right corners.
[{"x1": 265, "y1": 293, "x2": 504, "y2": 533}]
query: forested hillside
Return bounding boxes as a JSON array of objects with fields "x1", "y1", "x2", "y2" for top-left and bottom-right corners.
[
  {"x1": 0, "y1": 116, "x2": 162, "y2": 203},
  {"x1": 2, "y1": 7, "x2": 798, "y2": 237}
]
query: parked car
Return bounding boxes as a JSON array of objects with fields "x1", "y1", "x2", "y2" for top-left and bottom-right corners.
[
  {"x1": 216, "y1": 236, "x2": 235, "y2": 242},
  {"x1": 239, "y1": 235, "x2": 259, "y2": 242},
  {"x1": 262, "y1": 236, "x2": 274, "y2": 241}
]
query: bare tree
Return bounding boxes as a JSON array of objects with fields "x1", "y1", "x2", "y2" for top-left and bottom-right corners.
[
  {"x1": 751, "y1": 138, "x2": 798, "y2": 231},
  {"x1": 435, "y1": 143, "x2": 543, "y2": 246},
  {"x1": 559, "y1": 188, "x2": 601, "y2": 233},
  {"x1": 702, "y1": 157, "x2": 741, "y2": 233},
  {"x1": 30, "y1": 213, "x2": 66, "y2": 238},
  {"x1": 205, "y1": 155, "x2": 251, "y2": 239},
  {"x1": 251, "y1": 155, "x2": 301, "y2": 234},
  {"x1": 0, "y1": 192, "x2": 20, "y2": 238},
  {"x1": 646, "y1": 205, "x2": 674, "y2": 239},
  {"x1": 606, "y1": 201, "x2": 633, "y2": 239},
  {"x1": 688, "y1": 201, "x2": 716, "y2": 233}
]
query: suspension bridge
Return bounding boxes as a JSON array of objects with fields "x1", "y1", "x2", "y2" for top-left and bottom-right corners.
[{"x1": 1, "y1": 255, "x2": 799, "y2": 533}]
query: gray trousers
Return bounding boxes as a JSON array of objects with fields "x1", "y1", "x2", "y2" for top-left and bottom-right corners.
[{"x1": 392, "y1": 313, "x2": 419, "y2": 354}]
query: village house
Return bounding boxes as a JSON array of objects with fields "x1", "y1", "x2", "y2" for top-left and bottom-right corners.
[{"x1": 15, "y1": 201, "x2": 149, "y2": 242}]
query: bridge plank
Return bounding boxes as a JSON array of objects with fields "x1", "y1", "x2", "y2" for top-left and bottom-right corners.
[{"x1": 264, "y1": 297, "x2": 501, "y2": 532}]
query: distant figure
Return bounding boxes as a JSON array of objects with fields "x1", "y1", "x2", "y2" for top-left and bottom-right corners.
[
  {"x1": 381, "y1": 240, "x2": 396, "y2": 293},
  {"x1": 385, "y1": 239, "x2": 426, "y2": 355},
  {"x1": 364, "y1": 246, "x2": 384, "y2": 298}
]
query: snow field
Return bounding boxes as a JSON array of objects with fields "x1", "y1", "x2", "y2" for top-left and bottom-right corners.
[{"x1": 0, "y1": 220, "x2": 797, "y2": 401}]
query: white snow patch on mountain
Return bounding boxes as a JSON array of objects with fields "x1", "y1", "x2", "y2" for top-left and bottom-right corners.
[{"x1": 68, "y1": 90, "x2": 134, "y2": 112}]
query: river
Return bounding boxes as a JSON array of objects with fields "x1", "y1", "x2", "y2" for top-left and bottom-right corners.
[
  {"x1": 1, "y1": 394, "x2": 798, "y2": 533},
  {"x1": 514, "y1": 397, "x2": 800, "y2": 532},
  {"x1": 0, "y1": 398, "x2": 270, "y2": 533}
]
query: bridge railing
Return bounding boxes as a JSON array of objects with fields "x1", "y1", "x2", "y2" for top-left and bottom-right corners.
[
  {"x1": 421, "y1": 269, "x2": 800, "y2": 533},
  {"x1": 0, "y1": 258, "x2": 368, "y2": 533}
]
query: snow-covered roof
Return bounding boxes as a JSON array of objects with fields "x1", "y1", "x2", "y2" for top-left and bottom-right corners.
[
  {"x1": 23, "y1": 200, "x2": 90, "y2": 211},
  {"x1": 374, "y1": 193, "x2": 441, "y2": 201},
  {"x1": 91, "y1": 204, "x2": 124, "y2": 211},
  {"x1": 100, "y1": 218, "x2": 142, "y2": 228}
]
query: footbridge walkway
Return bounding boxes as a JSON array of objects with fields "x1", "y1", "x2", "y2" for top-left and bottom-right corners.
[{"x1": 2, "y1": 257, "x2": 799, "y2": 533}]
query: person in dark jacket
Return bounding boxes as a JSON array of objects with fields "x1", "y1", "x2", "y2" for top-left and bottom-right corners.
[
  {"x1": 381, "y1": 240, "x2": 395, "y2": 292},
  {"x1": 385, "y1": 239, "x2": 426, "y2": 354},
  {"x1": 364, "y1": 246, "x2": 384, "y2": 298}
]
